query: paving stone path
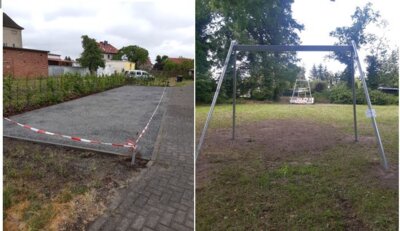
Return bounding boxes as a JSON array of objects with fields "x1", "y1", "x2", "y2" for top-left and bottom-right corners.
[{"x1": 88, "y1": 84, "x2": 194, "y2": 231}]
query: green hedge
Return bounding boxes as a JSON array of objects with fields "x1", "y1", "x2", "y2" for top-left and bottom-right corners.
[
  {"x1": 327, "y1": 85, "x2": 398, "y2": 105},
  {"x1": 4, "y1": 73, "x2": 172, "y2": 115}
]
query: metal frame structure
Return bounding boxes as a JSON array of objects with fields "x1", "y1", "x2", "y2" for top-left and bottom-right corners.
[
  {"x1": 290, "y1": 79, "x2": 314, "y2": 104},
  {"x1": 196, "y1": 40, "x2": 389, "y2": 170}
]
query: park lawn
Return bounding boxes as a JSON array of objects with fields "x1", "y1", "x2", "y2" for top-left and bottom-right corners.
[{"x1": 196, "y1": 103, "x2": 398, "y2": 230}]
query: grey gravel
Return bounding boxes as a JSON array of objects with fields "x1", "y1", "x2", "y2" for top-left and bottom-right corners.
[{"x1": 3, "y1": 85, "x2": 167, "y2": 159}]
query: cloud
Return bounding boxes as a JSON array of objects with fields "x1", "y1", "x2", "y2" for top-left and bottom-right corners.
[{"x1": 4, "y1": 0, "x2": 194, "y2": 62}]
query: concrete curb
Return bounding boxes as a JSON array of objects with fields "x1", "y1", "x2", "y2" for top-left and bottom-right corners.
[{"x1": 3, "y1": 135, "x2": 130, "y2": 157}]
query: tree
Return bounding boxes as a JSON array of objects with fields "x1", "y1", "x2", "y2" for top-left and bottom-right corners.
[
  {"x1": 365, "y1": 54, "x2": 381, "y2": 89},
  {"x1": 195, "y1": 0, "x2": 216, "y2": 103},
  {"x1": 114, "y1": 45, "x2": 149, "y2": 68},
  {"x1": 163, "y1": 60, "x2": 178, "y2": 72},
  {"x1": 365, "y1": 48, "x2": 399, "y2": 89},
  {"x1": 153, "y1": 55, "x2": 169, "y2": 70},
  {"x1": 163, "y1": 59, "x2": 194, "y2": 77},
  {"x1": 204, "y1": 0, "x2": 304, "y2": 101},
  {"x1": 310, "y1": 64, "x2": 319, "y2": 80},
  {"x1": 310, "y1": 63, "x2": 330, "y2": 81},
  {"x1": 78, "y1": 35, "x2": 105, "y2": 74},
  {"x1": 330, "y1": 3, "x2": 380, "y2": 87},
  {"x1": 379, "y1": 49, "x2": 399, "y2": 87}
]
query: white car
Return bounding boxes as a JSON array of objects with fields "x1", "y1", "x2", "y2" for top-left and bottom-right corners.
[{"x1": 125, "y1": 70, "x2": 153, "y2": 79}]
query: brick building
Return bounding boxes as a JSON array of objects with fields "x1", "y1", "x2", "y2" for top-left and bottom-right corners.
[
  {"x1": 4, "y1": 47, "x2": 49, "y2": 78},
  {"x1": 3, "y1": 12, "x2": 49, "y2": 78}
]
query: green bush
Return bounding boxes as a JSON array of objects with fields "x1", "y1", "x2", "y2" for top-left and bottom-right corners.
[
  {"x1": 328, "y1": 84, "x2": 398, "y2": 105},
  {"x1": 196, "y1": 76, "x2": 215, "y2": 103},
  {"x1": 4, "y1": 75, "x2": 13, "y2": 107},
  {"x1": 4, "y1": 73, "x2": 128, "y2": 115},
  {"x1": 355, "y1": 89, "x2": 366, "y2": 104},
  {"x1": 252, "y1": 87, "x2": 273, "y2": 101},
  {"x1": 313, "y1": 91, "x2": 330, "y2": 103},
  {"x1": 369, "y1": 90, "x2": 398, "y2": 105},
  {"x1": 329, "y1": 85, "x2": 353, "y2": 104}
]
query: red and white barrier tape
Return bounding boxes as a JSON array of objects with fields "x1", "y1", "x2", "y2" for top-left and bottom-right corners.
[
  {"x1": 4, "y1": 86, "x2": 167, "y2": 151},
  {"x1": 4, "y1": 117, "x2": 136, "y2": 149},
  {"x1": 135, "y1": 86, "x2": 167, "y2": 145}
]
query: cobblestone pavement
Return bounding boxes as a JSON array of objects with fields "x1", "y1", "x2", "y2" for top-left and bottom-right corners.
[{"x1": 88, "y1": 84, "x2": 194, "y2": 231}]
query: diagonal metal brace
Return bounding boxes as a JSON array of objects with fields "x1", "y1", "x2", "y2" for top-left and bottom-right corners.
[
  {"x1": 196, "y1": 40, "x2": 237, "y2": 160},
  {"x1": 351, "y1": 40, "x2": 388, "y2": 170}
]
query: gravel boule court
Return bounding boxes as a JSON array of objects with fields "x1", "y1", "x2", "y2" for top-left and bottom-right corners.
[{"x1": 4, "y1": 85, "x2": 167, "y2": 160}]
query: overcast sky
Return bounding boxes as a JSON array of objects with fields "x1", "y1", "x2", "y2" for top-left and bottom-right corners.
[
  {"x1": 4, "y1": 0, "x2": 194, "y2": 63},
  {"x1": 292, "y1": 0, "x2": 399, "y2": 77}
]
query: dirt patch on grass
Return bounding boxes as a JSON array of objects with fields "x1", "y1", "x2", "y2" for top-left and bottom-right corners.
[
  {"x1": 363, "y1": 162, "x2": 398, "y2": 190},
  {"x1": 206, "y1": 120, "x2": 347, "y2": 155},
  {"x1": 197, "y1": 119, "x2": 389, "y2": 188},
  {"x1": 197, "y1": 119, "x2": 346, "y2": 188},
  {"x1": 3, "y1": 138, "x2": 145, "y2": 230}
]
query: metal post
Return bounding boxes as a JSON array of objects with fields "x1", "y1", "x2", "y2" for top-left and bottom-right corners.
[
  {"x1": 232, "y1": 50, "x2": 237, "y2": 140},
  {"x1": 291, "y1": 80, "x2": 297, "y2": 100},
  {"x1": 307, "y1": 79, "x2": 312, "y2": 98},
  {"x1": 351, "y1": 52, "x2": 358, "y2": 142},
  {"x1": 196, "y1": 40, "x2": 237, "y2": 160},
  {"x1": 351, "y1": 41, "x2": 388, "y2": 170},
  {"x1": 131, "y1": 151, "x2": 136, "y2": 165}
]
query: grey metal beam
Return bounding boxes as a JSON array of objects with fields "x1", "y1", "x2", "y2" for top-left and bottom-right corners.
[
  {"x1": 351, "y1": 40, "x2": 388, "y2": 170},
  {"x1": 232, "y1": 50, "x2": 237, "y2": 140},
  {"x1": 234, "y1": 45, "x2": 352, "y2": 52},
  {"x1": 351, "y1": 52, "x2": 358, "y2": 142},
  {"x1": 196, "y1": 40, "x2": 237, "y2": 160}
]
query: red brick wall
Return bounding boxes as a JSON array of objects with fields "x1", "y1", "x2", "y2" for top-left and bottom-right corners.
[{"x1": 3, "y1": 47, "x2": 48, "y2": 78}]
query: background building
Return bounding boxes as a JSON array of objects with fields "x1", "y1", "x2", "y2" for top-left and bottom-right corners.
[
  {"x1": 4, "y1": 47, "x2": 49, "y2": 78},
  {"x1": 3, "y1": 12, "x2": 49, "y2": 78},
  {"x1": 3, "y1": 12, "x2": 23, "y2": 48},
  {"x1": 98, "y1": 40, "x2": 118, "y2": 60}
]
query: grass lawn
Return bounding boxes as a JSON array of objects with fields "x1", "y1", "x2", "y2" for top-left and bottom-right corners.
[
  {"x1": 168, "y1": 77, "x2": 194, "y2": 87},
  {"x1": 3, "y1": 138, "x2": 144, "y2": 230},
  {"x1": 196, "y1": 103, "x2": 398, "y2": 230}
]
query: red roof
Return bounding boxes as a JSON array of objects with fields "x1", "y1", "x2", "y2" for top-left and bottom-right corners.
[
  {"x1": 97, "y1": 41, "x2": 118, "y2": 54},
  {"x1": 168, "y1": 57, "x2": 193, "y2": 65}
]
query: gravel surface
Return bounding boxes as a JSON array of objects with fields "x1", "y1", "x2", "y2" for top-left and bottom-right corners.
[{"x1": 4, "y1": 85, "x2": 167, "y2": 159}]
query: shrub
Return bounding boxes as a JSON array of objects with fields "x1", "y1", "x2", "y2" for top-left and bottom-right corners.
[
  {"x1": 4, "y1": 75, "x2": 13, "y2": 106},
  {"x1": 369, "y1": 90, "x2": 398, "y2": 105},
  {"x1": 196, "y1": 76, "x2": 215, "y2": 103},
  {"x1": 328, "y1": 85, "x2": 398, "y2": 105},
  {"x1": 328, "y1": 85, "x2": 353, "y2": 104},
  {"x1": 312, "y1": 91, "x2": 330, "y2": 103},
  {"x1": 252, "y1": 87, "x2": 273, "y2": 101}
]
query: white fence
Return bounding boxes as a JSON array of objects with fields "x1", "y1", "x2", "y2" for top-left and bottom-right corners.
[{"x1": 49, "y1": 65, "x2": 90, "y2": 76}]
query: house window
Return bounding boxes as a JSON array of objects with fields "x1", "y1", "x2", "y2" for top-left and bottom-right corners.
[
  {"x1": 108, "y1": 54, "x2": 111, "y2": 59},
  {"x1": 3, "y1": 43, "x2": 7, "y2": 47},
  {"x1": 12, "y1": 44, "x2": 15, "y2": 47}
]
